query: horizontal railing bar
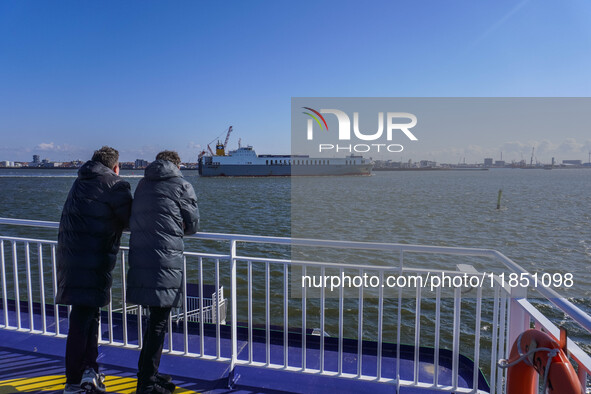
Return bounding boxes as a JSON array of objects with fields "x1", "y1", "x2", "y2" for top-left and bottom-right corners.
[
  {"x1": 235, "y1": 255, "x2": 492, "y2": 275},
  {"x1": 0, "y1": 235, "x2": 498, "y2": 274},
  {"x1": 183, "y1": 251, "x2": 229, "y2": 259},
  {"x1": 0, "y1": 236, "x2": 57, "y2": 245},
  {"x1": 0, "y1": 218, "x2": 60, "y2": 229},
  {"x1": 194, "y1": 232, "x2": 499, "y2": 256},
  {"x1": 0, "y1": 217, "x2": 499, "y2": 256},
  {"x1": 4, "y1": 238, "x2": 230, "y2": 259}
]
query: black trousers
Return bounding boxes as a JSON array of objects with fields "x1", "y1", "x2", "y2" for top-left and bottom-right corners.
[
  {"x1": 65, "y1": 305, "x2": 100, "y2": 384},
  {"x1": 137, "y1": 306, "x2": 172, "y2": 386}
]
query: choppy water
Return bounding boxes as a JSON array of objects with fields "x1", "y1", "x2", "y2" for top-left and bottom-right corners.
[
  {"x1": 290, "y1": 169, "x2": 591, "y2": 359},
  {"x1": 0, "y1": 168, "x2": 590, "y2": 375}
]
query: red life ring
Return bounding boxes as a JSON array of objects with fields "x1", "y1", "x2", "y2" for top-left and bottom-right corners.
[{"x1": 500, "y1": 329, "x2": 582, "y2": 394}]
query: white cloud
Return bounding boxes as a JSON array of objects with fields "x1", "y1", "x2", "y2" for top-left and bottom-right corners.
[
  {"x1": 29, "y1": 142, "x2": 90, "y2": 162},
  {"x1": 34, "y1": 142, "x2": 83, "y2": 153},
  {"x1": 36, "y1": 142, "x2": 55, "y2": 151},
  {"x1": 187, "y1": 141, "x2": 201, "y2": 150},
  {"x1": 557, "y1": 138, "x2": 584, "y2": 154}
]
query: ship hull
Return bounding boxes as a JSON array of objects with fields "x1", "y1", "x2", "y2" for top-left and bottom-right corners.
[{"x1": 198, "y1": 163, "x2": 373, "y2": 177}]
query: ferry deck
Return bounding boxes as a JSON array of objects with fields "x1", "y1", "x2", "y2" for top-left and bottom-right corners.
[{"x1": 0, "y1": 218, "x2": 590, "y2": 393}]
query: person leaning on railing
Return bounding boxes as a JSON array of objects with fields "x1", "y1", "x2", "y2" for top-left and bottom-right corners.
[
  {"x1": 126, "y1": 150, "x2": 200, "y2": 394},
  {"x1": 56, "y1": 146, "x2": 133, "y2": 394}
]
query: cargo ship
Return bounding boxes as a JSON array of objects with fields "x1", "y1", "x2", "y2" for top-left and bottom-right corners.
[{"x1": 198, "y1": 143, "x2": 373, "y2": 177}]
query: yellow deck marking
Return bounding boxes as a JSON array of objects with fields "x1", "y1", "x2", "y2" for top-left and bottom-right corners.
[{"x1": 0, "y1": 375, "x2": 200, "y2": 393}]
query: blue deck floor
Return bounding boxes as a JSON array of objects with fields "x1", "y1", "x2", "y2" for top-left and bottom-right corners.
[{"x1": 0, "y1": 301, "x2": 489, "y2": 393}]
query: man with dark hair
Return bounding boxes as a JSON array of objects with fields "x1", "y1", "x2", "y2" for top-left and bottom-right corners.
[
  {"x1": 127, "y1": 150, "x2": 199, "y2": 394},
  {"x1": 155, "y1": 150, "x2": 181, "y2": 167},
  {"x1": 90, "y1": 146, "x2": 120, "y2": 169},
  {"x1": 56, "y1": 146, "x2": 132, "y2": 394}
]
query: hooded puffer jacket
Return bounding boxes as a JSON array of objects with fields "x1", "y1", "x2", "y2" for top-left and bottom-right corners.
[
  {"x1": 56, "y1": 161, "x2": 132, "y2": 307},
  {"x1": 126, "y1": 160, "x2": 199, "y2": 308}
]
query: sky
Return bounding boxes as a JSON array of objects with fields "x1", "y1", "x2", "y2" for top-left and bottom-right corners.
[{"x1": 1, "y1": 0, "x2": 591, "y2": 163}]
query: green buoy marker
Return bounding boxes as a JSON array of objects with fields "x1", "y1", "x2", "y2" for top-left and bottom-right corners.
[{"x1": 496, "y1": 189, "x2": 502, "y2": 209}]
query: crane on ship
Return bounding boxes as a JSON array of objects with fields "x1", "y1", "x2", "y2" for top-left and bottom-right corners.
[
  {"x1": 197, "y1": 126, "x2": 233, "y2": 159},
  {"x1": 216, "y1": 126, "x2": 233, "y2": 156}
]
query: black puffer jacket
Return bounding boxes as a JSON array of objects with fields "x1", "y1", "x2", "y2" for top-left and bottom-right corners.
[
  {"x1": 56, "y1": 161, "x2": 132, "y2": 307},
  {"x1": 126, "y1": 160, "x2": 199, "y2": 308}
]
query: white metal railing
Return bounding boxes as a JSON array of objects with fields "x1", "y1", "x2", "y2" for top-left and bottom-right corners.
[{"x1": 0, "y1": 217, "x2": 590, "y2": 393}]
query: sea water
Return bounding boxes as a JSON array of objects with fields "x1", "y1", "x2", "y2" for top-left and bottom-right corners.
[{"x1": 1, "y1": 168, "x2": 590, "y2": 365}]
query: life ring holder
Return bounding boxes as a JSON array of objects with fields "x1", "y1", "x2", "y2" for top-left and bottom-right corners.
[{"x1": 498, "y1": 328, "x2": 582, "y2": 393}]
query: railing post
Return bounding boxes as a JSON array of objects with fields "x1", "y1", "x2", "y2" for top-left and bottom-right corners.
[
  {"x1": 182, "y1": 256, "x2": 188, "y2": 355},
  {"x1": 1, "y1": 241, "x2": 8, "y2": 328},
  {"x1": 38, "y1": 243, "x2": 47, "y2": 334},
  {"x1": 25, "y1": 242, "x2": 34, "y2": 332},
  {"x1": 228, "y1": 239, "x2": 239, "y2": 388},
  {"x1": 507, "y1": 284, "x2": 529, "y2": 351},
  {"x1": 121, "y1": 250, "x2": 128, "y2": 346},
  {"x1": 12, "y1": 241, "x2": 21, "y2": 330},
  {"x1": 51, "y1": 245, "x2": 59, "y2": 336}
]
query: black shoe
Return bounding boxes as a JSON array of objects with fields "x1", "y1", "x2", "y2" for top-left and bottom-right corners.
[
  {"x1": 155, "y1": 373, "x2": 175, "y2": 393},
  {"x1": 137, "y1": 380, "x2": 173, "y2": 394}
]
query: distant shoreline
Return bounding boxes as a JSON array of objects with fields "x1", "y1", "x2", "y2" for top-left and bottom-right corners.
[
  {"x1": 0, "y1": 167, "x2": 199, "y2": 171},
  {"x1": 373, "y1": 166, "x2": 591, "y2": 171},
  {"x1": 373, "y1": 167, "x2": 488, "y2": 171},
  {"x1": 1, "y1": 166, "x2": 589, "y2": 172}
]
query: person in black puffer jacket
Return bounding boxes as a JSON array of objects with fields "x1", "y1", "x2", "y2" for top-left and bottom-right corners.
[
  {"x1": 127, "y1": 150, "x2": 199, "y2": 394},
  {"x1": 56, "y1": 146, "x2": 132, "y2": 394}
]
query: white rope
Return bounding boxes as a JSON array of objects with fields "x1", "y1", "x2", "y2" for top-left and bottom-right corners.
[
  {"x1": 499, "y1": 345, "x2": 560, "y2": 393},
  {"x1": 498, "y1": 346, "x2": 557, "y2": 369}
]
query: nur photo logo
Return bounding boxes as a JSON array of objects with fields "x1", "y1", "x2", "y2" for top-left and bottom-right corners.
[{"x1": 302, "y1": 107, "x2": 419, "y2": 153}]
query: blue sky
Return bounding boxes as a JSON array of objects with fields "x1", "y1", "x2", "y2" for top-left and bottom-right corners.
[{"x1": 1, "y1": 0, "x2": 591, "y2": 163}]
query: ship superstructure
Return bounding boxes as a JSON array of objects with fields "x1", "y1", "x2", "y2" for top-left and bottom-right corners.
[{"x1": 198, "y1": 145, "x2": 373, "y2": 177}]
